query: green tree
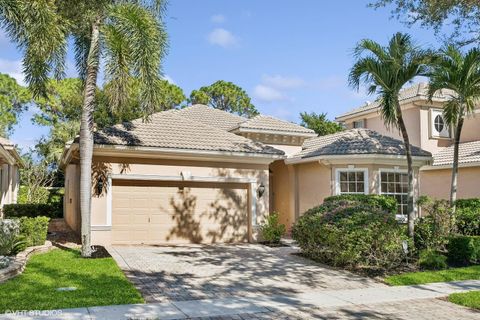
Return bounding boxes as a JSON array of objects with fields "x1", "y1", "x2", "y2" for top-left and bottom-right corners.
[
  {"x1": 1, "y1": 0, "x2": 168, "y2": 257},
  {"x1": 0, "y1": 73, "x2": 30, "y2": 136},
  {"x1": 97, "y1": 78, "x2": 185, "y2": 128},
  {"x1": 299, "y1": 112, "x2": 343, "y2": 136},
  {"x1": 371, "y1": 0, "x2": 480, "y2": 45},
  {"x1": 349, "y1": 33, "x2": 433, "y2": 238},
  {"x1": 428, "y1": 46, "x2": 480, "y2": 211},
  {"x1": 190, "y1": 80, "x2": 258, "y2": 117}
]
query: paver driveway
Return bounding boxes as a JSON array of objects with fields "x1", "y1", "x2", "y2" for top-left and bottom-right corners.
[{"x1": 109, "y1": 244, "x2": 383, "y2": 303}]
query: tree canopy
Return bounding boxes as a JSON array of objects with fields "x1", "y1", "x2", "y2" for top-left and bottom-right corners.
[
  {"x1": 299, "y1": 112, "x2": 343, "y2": 136},
  {"x1": 0, "y1": 73, "x2": 30, "y2": 136},
  {"x1": 32, "y1": 78, "x2": 185, "y2": 166},
  {"x1": 190, "y1": 80, "x2": 258, "y2": 117},
  {"x1": 371, "y1": 0, "x2": 480, "y2": 45}
]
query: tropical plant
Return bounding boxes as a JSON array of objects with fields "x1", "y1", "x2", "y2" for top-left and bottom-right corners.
[
  {"x1": 19, "y1": 153, "x2": 55, "y2": 204},
  {"x1": 260, "y1": 212, "x2": 286, "y2": 244},
  {"x1": 0, "y1": 73, "x2": 30, "y2": 136},
  {"x1": 0, "y1": 0, "x2": 168, "y2": 257},
  {"x1": 190, "y1": 80, "x2": 259, "y2": 117},
  {"x1": 348, "y1": 32, "x2": 433, "y2": 238},
  {"x1": 299, "y1": 112, "x2": 343, "y2": 136},
  {"x1": 371, "y1": 0, "x2": 480, "y2": 46},
  {"x1": 427, "y1": 46, "x2": 480, "y2": 212}
]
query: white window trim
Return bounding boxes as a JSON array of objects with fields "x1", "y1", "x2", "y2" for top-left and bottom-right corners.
[
  {"x1": 334, "y1": 168, "x2": 369, "y2": 195},
  {"x1": 429, "y1": 108, "x2": 451, "y2": 140},
  {"x1": 378, "y1": 168, "x2": 409, "y2": 220}
]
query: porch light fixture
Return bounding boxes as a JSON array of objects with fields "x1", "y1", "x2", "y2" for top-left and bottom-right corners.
[{"x1": 257, "y1": 183, "x2": 265, "y2": 198}]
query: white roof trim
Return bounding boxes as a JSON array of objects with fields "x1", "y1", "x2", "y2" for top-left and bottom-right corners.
[
  {"x1": 421, "y1": 161, "x2": 480, "y2": 170},
  {"x1": 61, "y1": 143, "x2": 285, "y2": 167}
]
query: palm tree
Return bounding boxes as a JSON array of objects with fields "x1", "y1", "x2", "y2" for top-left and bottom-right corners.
[
  {"x1": 349, "y1": 33, "x2": 432, "y2": 238},
  {"x1": 1, "y1": 0, "x2": 168, "y2": 257},
  {"x1": 428, "y1": 46, "x2": 480, "y2": 213}
]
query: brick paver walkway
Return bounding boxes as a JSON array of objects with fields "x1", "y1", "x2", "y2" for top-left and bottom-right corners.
[{"x1": 109, "y1": 244, "x2": 382, "y2": 302}]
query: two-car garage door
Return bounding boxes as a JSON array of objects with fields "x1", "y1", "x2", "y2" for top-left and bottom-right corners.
[{"x1": 111, "y1": 180, "x2": 249, "y2": 245}]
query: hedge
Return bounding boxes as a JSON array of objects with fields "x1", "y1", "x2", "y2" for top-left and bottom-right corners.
[
  {"x1": 292, "y1": 195, "x2": 409, "y2": 270},
  {"x1": 455, "y1": 199, "x2": 480, "y2": 236},
  {"x1": 3, "y1": 203, "x2": 62, "y2": 219},
  {"x1": 447, "y1": 235, "x2": 480, "y2": 265},
  {"x1": 323, "y1": 194, "x2": 398, "y2": 213}
]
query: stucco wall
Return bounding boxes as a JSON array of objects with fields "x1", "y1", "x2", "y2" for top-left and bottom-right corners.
[
  {"x1": 67, "y1": 156, "x2": 271, "y2": 245},
  {"x1": 460, "y1": 113, "x2": 480, "y2": 143},
  {"x1": 344, "y1": 106, "x2": 422, "y2": 148},
  {"x1": 420, "y1": 166, "x2": 480, "y2": 199},
  {"x1": 273, "y1": 161, "x2": 422, "y2": 230}
]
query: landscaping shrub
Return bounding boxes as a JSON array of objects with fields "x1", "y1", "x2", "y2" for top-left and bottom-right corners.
[
  {"x1": 418, "y1": 249, "x2": 448, "y2": 270},
  {"x1": 260, "y1": 212, "x2": 286, "y2": 244},
  {"x1": 3, "y1": 203, "x2": 62, "y2": 219},
  {"x1": 292, "y1": 195, "x2": 409, "y2": 270},
  {"x1": 447, "y1": 235, "x2": 480, "y2": 265},
  {"x1": 414, "y1": 197, "x2": 452, "y2": 251},
  {"x1": 19, "y1": 217, "x2": 50, "y2": 247},
  {"x1": 0, "y1": 219, "x2": 20, "y2": 256},
  {"x1": 455, "y1": 199, "x2": 480, "y2": 236}
]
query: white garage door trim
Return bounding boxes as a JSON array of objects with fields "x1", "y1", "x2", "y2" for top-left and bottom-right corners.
[{"x1": 92, "y1": 174, "x2": 258, "y2": 238}]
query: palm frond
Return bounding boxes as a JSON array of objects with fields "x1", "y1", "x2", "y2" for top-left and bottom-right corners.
[{"x1": 105, "y1": 2, "x2": 168, "y2": 116}]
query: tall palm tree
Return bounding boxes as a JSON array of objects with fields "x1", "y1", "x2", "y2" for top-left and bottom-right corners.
[
  {"x1": 349, "y1": 33, "x2": 432, "y2": 238},
  {"x1": 428, "y1": 46, "x2": 480, "y2": 213},
  {"x1": 1, "y1": 0, "x2": 168, "y2": 257}
]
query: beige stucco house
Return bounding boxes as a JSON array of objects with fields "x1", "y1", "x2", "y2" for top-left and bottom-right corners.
[
  {"x1": 336, "y1": 83, "x2": 480, "y2": 201},
  {"x1": 61, "y1": 103, "x2": 434, "y2": 245},
  {"x1": 0, "y1": 137, "x2": 22, "y2": 212}
]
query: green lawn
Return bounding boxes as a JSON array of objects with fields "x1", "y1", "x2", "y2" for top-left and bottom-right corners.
[
  {"x1": 0, "y1": 248, "x2": 143, "y2": 312},
  {"x1": 449, "y1": 291, "x2": 480, "y2": 310},
  {"x1": 384, "y1": 265, "x2": 480, "y2": 286}
]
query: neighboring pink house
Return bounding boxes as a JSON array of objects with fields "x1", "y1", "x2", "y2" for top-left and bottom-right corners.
[
  {"x1": 0, "y1": 137, "x2": 22, "y2": 212},
  {"x1": 336, "y1": 83, "x2": 480, "y2": 201}
]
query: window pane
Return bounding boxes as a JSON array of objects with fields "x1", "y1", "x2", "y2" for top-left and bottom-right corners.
[
  {"x1": 356, "y1": 171, "x2": 364, "y2": 181},
  {"x1": 400, "y1": 174, "x2": 408, "y2": 183},
  {"x1": 357, "y1": 182, "x2": 364, "y2": 193},
  {"x1": 381, "y1": 182, "x2": 388, "y2": 193},
  {"x1": 388, "y1": 182, "x2": 395, "y2": 193},
  {"x1": 340, "y1": 182, "x2": 348, "y2": 192},
  {"x1": 388, "y1": 172, "x2": 395, "y2": 182},
  {"x1": 340, "y1": 172, "x2": 348, "y2": 182},
  {"x1": 381, "y1": 172, "x2": 387, "y2": 181},
  {"x1": 349, "y1": 182, "x2": 356, "y2": 192},
  {"x1": 348, "y1": 172, "x2": 356, "y2": 181}
]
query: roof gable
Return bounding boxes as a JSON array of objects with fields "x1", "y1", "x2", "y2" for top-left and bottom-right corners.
[
  {"x1": 92, "y1": 109, "x2": 284, "y2": 156},
  {"x1": 336, "y1": 83, "x2": 456, "y2": 120},
  {"x1": 232, "y1": 115, "x2": 316, "y2": 136},
  {"x1": 292, "y1": 129, "x2": 431, "y2": 160},
  {"x1": 177, "y1": 104, "x2": 247, "y2": 131}
]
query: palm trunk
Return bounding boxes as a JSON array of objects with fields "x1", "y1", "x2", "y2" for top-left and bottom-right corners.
[
  {"x1": 396, "y1": 104, "x2": 415, "y2": 238},
  {"x1": 80, "y1": 17, "x2": 101, "y2": 258},
  {"x1": 450, "y1": 118, "x2": 464, "y2": 215}
]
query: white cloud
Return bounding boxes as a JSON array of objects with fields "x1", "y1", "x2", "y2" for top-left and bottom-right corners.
[
  {"x1": 253, "y1": 85, "x2": 287, "y2": 102},
  {"x1": 207, "y1": 28, "x2": 238, "y2": 48},
  {"x1": 262, "y1": 74, "x2": 306, "y2": 90},
  {"x1": 162, "y1": 74, "x2": 175, "y2": 84},
  {"x1": 0, "y1": 58, "x2": 25, "y2": 85},
  {"x1": 211, "y1": 14, "x2": 226, "y2": 23}
]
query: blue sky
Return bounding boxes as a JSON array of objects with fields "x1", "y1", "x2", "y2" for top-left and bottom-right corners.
[{"x1": 1, "y1": 0, "x2": 446, "y2": 151}]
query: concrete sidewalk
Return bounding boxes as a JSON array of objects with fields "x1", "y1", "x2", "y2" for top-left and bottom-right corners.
[{"x1": 1, "y1": 280, "x2": 480, "y2": 320}]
